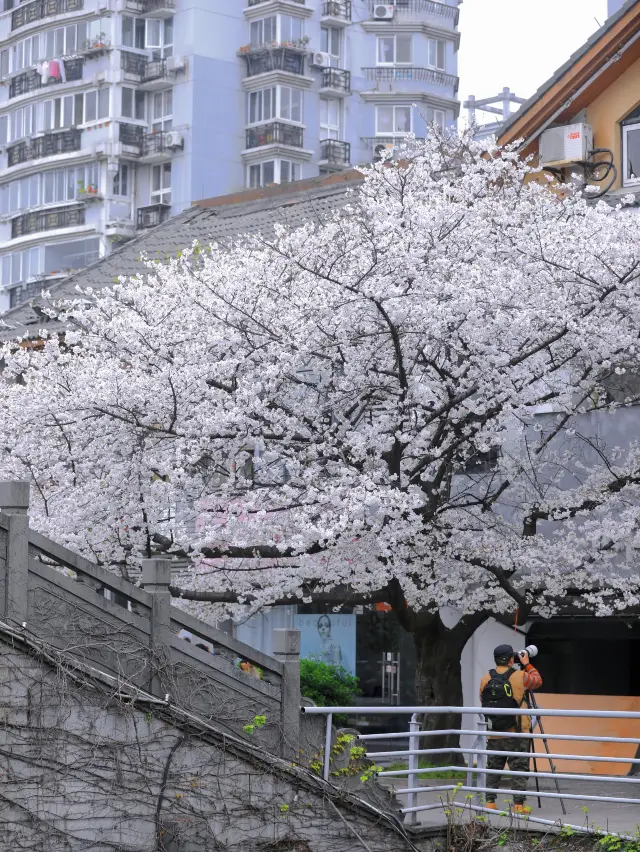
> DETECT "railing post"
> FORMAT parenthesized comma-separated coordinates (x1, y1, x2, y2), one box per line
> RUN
(272, 628, 301, 759)
(323, 712, 333, 782)
(407, 712, 419, 825)
(0, 481, 30, 625)
(476, 715, 488, 807)
(141, 558, 172, 695)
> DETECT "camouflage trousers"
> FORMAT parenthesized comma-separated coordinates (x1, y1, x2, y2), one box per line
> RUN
(485, 736, 530, 804)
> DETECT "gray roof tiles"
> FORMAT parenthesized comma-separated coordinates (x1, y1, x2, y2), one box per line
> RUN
(0, 175, 363, 340)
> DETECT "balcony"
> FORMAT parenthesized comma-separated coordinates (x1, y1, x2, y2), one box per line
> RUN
(362, 67, 458, 89)
(367, 0, 458, 16)
(121, 50, 148, 78)
(246, 122, 304, 150)
(320, 67, 351, 96)
(141, 58, 169, 89)
(12, 205, 85, 239)
(119, 122, 144, 152)
(321, 0, 351, 22)
(143, 0, 174, 16)
(12, 0, 83, 31)
(141, 131, 178, 161)
(9, 58, 84, 99)
(248, 0, 304, 4)
(319, 139, 350, 167)
(242, 47, 305, 78)
(137, 203, 170, 230)
(7, 129, 82, 168)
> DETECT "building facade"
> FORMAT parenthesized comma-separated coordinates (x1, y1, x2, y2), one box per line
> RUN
(0, 0, 461, 312)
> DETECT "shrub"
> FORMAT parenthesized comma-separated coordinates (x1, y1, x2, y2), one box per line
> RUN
(300, 659, 361, 724)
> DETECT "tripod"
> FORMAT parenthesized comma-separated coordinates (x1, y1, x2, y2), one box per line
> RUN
(526, 691, 567, 815)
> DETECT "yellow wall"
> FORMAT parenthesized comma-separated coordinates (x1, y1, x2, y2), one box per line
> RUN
(583, 54, 640, 190)
(532, 694, 640, 776)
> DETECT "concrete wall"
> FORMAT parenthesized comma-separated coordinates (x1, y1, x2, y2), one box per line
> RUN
(0, 638, 412, 852)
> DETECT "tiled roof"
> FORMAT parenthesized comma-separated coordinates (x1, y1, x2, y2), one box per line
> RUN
(0, 171, 364, 341)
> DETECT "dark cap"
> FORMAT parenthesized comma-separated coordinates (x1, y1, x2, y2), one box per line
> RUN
(493, 644, 514, 660)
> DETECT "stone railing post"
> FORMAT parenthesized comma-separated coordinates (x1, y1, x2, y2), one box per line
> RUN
(141, 558, 172, 696)
(272, 627, 301, 759)
(0, 481, 30, 625)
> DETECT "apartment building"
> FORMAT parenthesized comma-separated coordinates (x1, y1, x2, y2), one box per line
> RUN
(0, 0, 461, 312)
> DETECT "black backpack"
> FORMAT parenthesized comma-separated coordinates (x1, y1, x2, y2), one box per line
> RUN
(481, 668, 520, 732)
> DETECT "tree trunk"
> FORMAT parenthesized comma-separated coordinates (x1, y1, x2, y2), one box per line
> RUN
(412, 610, 488, 765)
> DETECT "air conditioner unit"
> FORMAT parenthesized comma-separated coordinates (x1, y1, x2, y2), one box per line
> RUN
(92, 71, 107, 85)
(539, 123, 593, 167)
(373, 4, 395, 19)
(164, 130, 184, 149)
(311, 51, 332, 68)
(166, 55, 186, 73)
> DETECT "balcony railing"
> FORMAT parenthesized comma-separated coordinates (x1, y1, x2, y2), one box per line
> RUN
(322, 0, 351, 19)
(246, 122, 304, 149)
(142, 131, 169, 156)
(319, 139, 350, 166)
(7, 129, 82, 167)
(143, 0, 174, 11)
(121, 50, 148, 77)
(9, 58, 84, 99)
(12, 205, 85, 239)
(362, 67, 458, 88)
(367, 0, 458, 16)
(12, 0, 83, 30)
(143, 58, 167, 83)
(321, 67, 350, 93)
(119, 122, 144, 151)
(137, 203, 170, 230)
(248, 0, 304, 4)
(243, 47, 305, 77)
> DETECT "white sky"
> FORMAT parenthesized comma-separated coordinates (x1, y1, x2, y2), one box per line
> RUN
(458, 0, 608, 125)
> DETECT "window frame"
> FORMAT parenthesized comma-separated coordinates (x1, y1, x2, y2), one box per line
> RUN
(622, 123, 640, 186)
(249, 13, 303, 47)
(246, 85, 303, 126)
(427, 38, 446, 72)
(320, 98, 341, 140)
(151, 162, 171, 205)
(376, 34, 413, 66)
(375, 105, 412, 136)
(247, 159, 299, 189)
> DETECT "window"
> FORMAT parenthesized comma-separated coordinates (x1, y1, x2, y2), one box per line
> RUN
(320, 99, 340, 140)
(0, 116, 6, 147)
(321, 26, 341, 64)
(151, 89, 172, 132)
(279, 86, 302, 122)
(427, 38, 445, 71)
(146, 16, 173, 59)
(249, 88, 275, 124)
(377, 34, 412, 65)
(151, 163, 171, 204)
(42, 164, 99, 204)
(250, 14, 302, 46)
(426, 108, 445, 132)
(250, 15, 277, 46)
(247, 86, 302, 124)
(10, 104, 35, 142)
(376, 105, 411, 135)
(113, 164, 129, 197)
(1, 247, 41, 288)
(84, 88, 109, 123)
(622, 107, 640, 186)
(122, 16, 145, 49)
(122, 87, 145, 120)
(247, 160, 298, 188)
(280, 14, 303, 43)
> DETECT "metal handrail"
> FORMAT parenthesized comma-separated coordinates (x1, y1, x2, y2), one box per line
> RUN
(304, 704, 640, 837)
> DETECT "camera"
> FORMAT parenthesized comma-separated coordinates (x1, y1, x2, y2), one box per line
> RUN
(517, 644, 538, 663)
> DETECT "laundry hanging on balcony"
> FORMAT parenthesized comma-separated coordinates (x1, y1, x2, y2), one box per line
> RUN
(35, 59, 67, 84)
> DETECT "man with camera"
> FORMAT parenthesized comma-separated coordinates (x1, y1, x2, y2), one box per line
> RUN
(479, 643, 543, 814)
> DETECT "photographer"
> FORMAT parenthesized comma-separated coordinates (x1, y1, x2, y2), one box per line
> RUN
(479, 643, 542, 814)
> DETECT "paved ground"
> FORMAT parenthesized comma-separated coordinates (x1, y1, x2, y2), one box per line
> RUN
(379, 776, 640, 836)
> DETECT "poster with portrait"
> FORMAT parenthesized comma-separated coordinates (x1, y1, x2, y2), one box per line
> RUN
(294, 613, 356, 675)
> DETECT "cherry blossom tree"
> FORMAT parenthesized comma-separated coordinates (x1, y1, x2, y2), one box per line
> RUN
(2, 133, 640, 741)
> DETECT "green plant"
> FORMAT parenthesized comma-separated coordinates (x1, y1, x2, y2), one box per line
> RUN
(243, 714, 267, 735)
(300, 659, 360, 724)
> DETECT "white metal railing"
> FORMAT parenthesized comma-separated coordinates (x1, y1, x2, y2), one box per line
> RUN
(301, 705, 640, 837)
